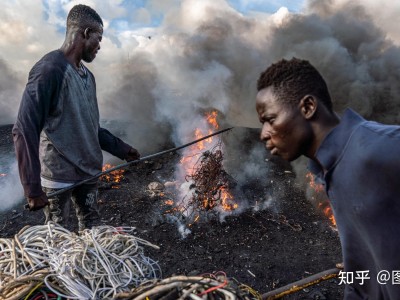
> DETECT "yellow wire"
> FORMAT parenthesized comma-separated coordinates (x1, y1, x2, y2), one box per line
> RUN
(24, 282, 43, 300)
(239, 284, 262, 300)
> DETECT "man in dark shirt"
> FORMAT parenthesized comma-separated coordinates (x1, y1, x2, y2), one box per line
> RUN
(256, 58, 400, 299)
(13, 4, 140, 231)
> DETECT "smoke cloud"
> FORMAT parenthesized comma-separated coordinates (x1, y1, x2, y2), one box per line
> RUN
(0, 162, 24, 211)
(0, 59, 23, 124)
(95, 0, 400, 157)
(2, 0, 400, 132)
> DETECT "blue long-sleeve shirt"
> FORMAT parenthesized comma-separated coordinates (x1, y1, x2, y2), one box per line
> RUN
(309, 109, 400, 299)
(13, 50, 132, 198)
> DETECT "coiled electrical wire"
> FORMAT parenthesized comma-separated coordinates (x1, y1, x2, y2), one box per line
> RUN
(0, 222, 161, 300)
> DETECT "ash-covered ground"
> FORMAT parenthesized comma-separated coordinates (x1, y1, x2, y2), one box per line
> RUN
(0, 124, 344, 299)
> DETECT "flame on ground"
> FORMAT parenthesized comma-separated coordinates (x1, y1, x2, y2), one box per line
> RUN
(165, 199, 174, 206)
(169, 110, 238, 224)
(101, 164, 125, 188)
(305, 172, 324, 193)
(306, 172, 337, 228)
(319, 202, 337, 227)
(220, 187, 238, 211)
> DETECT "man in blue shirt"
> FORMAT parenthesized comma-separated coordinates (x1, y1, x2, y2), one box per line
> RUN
(256, 57, 400, 299)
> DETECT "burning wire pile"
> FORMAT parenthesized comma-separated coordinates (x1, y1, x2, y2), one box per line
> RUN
(0, 222, 161, 300)
(187, 147, 231, 210)
(184, 143, 238, 214)
(114, 272, 261, 300)
(162, 143, 239, 226)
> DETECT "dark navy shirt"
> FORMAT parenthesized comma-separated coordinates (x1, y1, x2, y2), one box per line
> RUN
(309, 109, 400, 299)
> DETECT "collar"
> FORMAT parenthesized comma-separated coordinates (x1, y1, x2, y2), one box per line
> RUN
(308, 108, 366, 177)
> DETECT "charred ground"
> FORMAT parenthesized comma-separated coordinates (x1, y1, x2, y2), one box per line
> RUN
(0, 124, 344, 299)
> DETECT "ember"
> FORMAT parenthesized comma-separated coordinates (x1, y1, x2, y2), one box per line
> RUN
(318, 201, 337, 227)
(305, 172, 324, 193)
(164, 199, 174, 206)
(306, 172, 337, 228)
(100, 163, 125, 189)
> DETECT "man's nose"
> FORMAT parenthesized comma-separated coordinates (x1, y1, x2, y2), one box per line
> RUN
(260, 126, 271, 141)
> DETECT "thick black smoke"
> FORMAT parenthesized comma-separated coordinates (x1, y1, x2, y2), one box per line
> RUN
(98, 0, 400, 155)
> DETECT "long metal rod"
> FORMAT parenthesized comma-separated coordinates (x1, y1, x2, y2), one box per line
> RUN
(261, 267, 340, 299)
(47, 127, 233, 197)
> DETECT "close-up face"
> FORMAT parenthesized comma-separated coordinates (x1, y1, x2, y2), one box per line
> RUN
(256, 87, 312, 161)
(82, 24, 103, 63)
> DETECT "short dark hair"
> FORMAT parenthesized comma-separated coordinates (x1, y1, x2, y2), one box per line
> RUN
(257, 58, 333, 112)
(66, 4, 103, 30)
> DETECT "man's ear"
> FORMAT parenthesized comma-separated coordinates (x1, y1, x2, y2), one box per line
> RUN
(299, 95, 317, 120)
(83, 27, 91, 39)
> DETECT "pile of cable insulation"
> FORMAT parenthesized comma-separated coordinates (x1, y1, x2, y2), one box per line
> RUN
(114, 272, 262, 300)
(0, 222, 161, 300)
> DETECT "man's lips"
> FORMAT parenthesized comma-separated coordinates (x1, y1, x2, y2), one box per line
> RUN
(270, 148, 278, 155)
(266, 145, 278, 155)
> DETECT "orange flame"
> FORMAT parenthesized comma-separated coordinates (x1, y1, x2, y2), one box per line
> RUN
(306, 172, 336, 227)
(165, 199, 174, 205)
(101, 164, 125, 184)
(305, 172, 324, 193)
(206, 111, 219, 129)
(318, 202, 337, 227)
(220, 187, 239, 211)
(178, 110, 238, 213)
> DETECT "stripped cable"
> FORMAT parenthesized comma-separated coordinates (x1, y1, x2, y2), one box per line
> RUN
(0, 222, 161, 300)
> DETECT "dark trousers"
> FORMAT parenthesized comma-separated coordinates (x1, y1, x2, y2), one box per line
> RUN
(43, 183, 99, 231)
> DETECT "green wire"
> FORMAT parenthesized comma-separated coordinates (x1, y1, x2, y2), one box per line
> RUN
(24, 282, 43, 300)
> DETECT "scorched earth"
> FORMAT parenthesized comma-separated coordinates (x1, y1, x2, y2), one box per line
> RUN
(0, 124, 343, 299)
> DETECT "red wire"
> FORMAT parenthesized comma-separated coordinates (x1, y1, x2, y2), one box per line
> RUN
(32, 294, 44, 300)
(197, 271, 228, 296)
(198, 279, 228, 296)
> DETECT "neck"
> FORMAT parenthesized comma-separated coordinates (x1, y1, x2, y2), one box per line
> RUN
(59, 31, 82, 69)
(307, 111, 340, 163)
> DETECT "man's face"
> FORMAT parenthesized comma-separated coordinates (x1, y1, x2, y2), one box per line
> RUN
(82, 25, 103, 63)
(256, 87, 312, 161)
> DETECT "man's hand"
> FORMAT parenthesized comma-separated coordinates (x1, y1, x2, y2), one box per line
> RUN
(126, 147, 140, 162)
(27, 193, 49, 211)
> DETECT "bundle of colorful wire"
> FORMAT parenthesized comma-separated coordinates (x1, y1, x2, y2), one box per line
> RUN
(0, 222, 161, 300)
(114, 272, 262, 300)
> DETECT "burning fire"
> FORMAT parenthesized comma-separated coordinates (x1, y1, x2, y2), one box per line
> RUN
(101, 164, 125, 188)
(220, 187, 238, 211)
(206, 111, 219, 129)
(164, 199, 174, 206)
(306, 172, 336, 228)
(318, 202, 337, 227)
(169, 110, 238, 223)
(179, 111, 222, 168)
